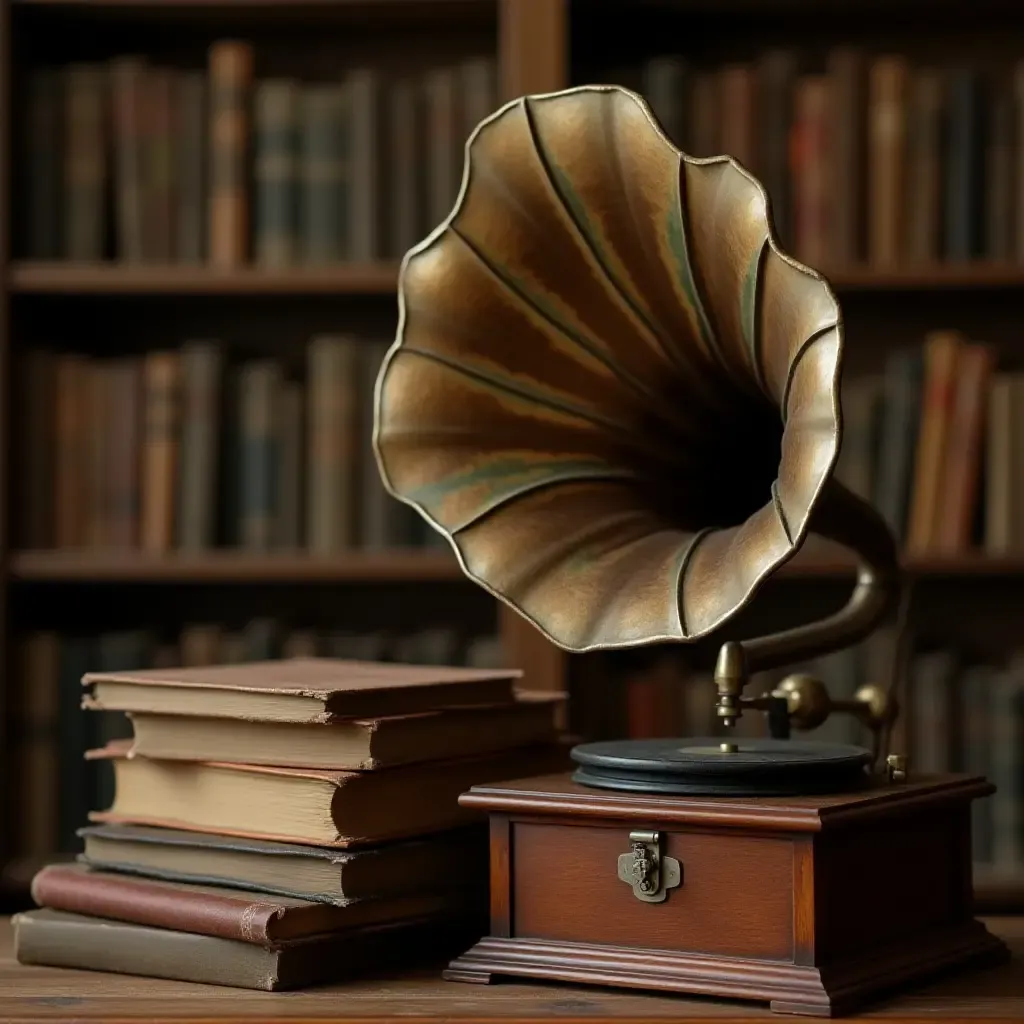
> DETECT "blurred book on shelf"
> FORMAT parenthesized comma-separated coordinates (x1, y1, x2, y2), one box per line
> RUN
(833, 331, 1019, 556)
(637, 49, 1024, 268)
(15, 336, 445, 554)
(20, 42, 497, 266)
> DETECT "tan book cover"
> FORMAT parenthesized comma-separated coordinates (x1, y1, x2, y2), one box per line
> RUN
(83, 656, 522, 722)
(123, 690, 564, 769)
(87, 741, 569, 846)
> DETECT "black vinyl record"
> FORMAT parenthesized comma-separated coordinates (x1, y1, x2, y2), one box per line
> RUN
(570, 737, 872, 796)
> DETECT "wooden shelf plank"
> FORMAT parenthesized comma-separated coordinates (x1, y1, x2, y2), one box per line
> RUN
(11, 0, 482, 10)
(823, 262, 1024, 291)
(12, 261, 1024, 295)
(9, 549, 465, 583)
(11, 548, 1024, 583)
(9, 261, 401, 295)
(778, 550, 1024, 579)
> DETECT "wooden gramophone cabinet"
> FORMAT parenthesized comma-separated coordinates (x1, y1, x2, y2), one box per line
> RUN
(444, 772, 1009, 1017)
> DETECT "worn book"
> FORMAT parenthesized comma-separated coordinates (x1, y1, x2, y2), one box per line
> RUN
(82, 657, 522, 723)
(88, 741, 568, 846)
(14, 908, 477, 990)
(31, 864, 483, 944)
(77, 823, 485, 905)
(124, 690, 563, 769)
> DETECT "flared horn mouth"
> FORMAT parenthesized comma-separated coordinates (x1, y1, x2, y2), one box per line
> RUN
(374, 84, 893, 655)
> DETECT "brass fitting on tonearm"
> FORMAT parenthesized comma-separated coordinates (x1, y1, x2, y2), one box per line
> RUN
(713, 639, 900, 765)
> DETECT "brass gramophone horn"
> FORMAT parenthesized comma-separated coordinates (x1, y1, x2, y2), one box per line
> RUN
(374, 85, 901, 774)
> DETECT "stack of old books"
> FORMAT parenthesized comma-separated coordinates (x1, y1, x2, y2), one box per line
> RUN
(14, 658, 566, 989)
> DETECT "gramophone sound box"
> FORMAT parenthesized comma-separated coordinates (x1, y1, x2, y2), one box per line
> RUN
(372, 84, 1009, 1016)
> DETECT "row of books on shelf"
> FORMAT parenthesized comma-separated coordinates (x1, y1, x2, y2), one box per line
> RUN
(635, 49, 1024, 268)
(22, 41, 497, 266)
(834, 330, 1020, 555)
(591, 638, 1024, 875)
(15, 658, 563, 989)
(17, 335, 431, 554)
(12, 623, 506, 859)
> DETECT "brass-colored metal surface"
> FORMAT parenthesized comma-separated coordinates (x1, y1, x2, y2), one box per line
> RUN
(616, 830, 681, 903)
(772, 675, 900, 766)
(886, 754, 908, 784)
(375, 85, 901, 676)
(771, 674, 832, 731)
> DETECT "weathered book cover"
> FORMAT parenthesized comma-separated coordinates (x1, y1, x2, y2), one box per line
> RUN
(300, 84, 348, 263)
(63, 64, 107, 260)
(175, 71, 207, 263)
(254, 79, 300, 266)
(177, 341, 223, 550)
(30, 864, 481, 945)
(139, 351, 182, 553)
(208, 40, 253, 266)
(14, 908, 482, 990)
(348, 68, 383, 261)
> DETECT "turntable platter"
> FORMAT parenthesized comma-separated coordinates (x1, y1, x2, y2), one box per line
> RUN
(571, 737, 872, 796)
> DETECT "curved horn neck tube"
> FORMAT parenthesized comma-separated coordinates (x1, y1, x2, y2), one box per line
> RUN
(714, 480, 901, 727)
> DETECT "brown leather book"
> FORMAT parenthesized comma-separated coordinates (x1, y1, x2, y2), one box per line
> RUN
(906, 331, 964, 554)
(123, 691, 564, 769)
(14, 908, 478, 990)
(109, 56, 147, 262)
(934, 343, 996, 553)
(87, 741, 569, 846)
(87, 361, 113, 548)
(54, 354, 93, 549)
(208, 40, 253, 266)
(17, 349, 57, 548)
(306, 334, 359, 552)
(717, 64, 755, 170)
(83, 656, 522, 723)
(825, 47, 866, 267)
(756, 49, 796, 246)
(78, 823, 486, 906)
(139, 350, 181, 553)
(905, 70, 943, 264)
(106, 358, 143, 549)
(867, 55, 909, 267)
(30, 864, 480, 945)
(791, 74, 828, 268)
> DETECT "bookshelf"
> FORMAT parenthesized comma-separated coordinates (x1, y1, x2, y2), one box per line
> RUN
(0, 0, 568, 889)
(4, 0, 1024, 911)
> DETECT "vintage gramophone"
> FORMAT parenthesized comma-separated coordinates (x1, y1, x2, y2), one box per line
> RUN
(373, 85, 1008, 1016)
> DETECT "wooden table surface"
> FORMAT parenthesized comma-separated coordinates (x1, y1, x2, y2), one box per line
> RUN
(1, 916, 1023, 1023)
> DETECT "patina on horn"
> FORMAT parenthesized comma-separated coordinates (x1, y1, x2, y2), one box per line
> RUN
(373, 84, 900, 720)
